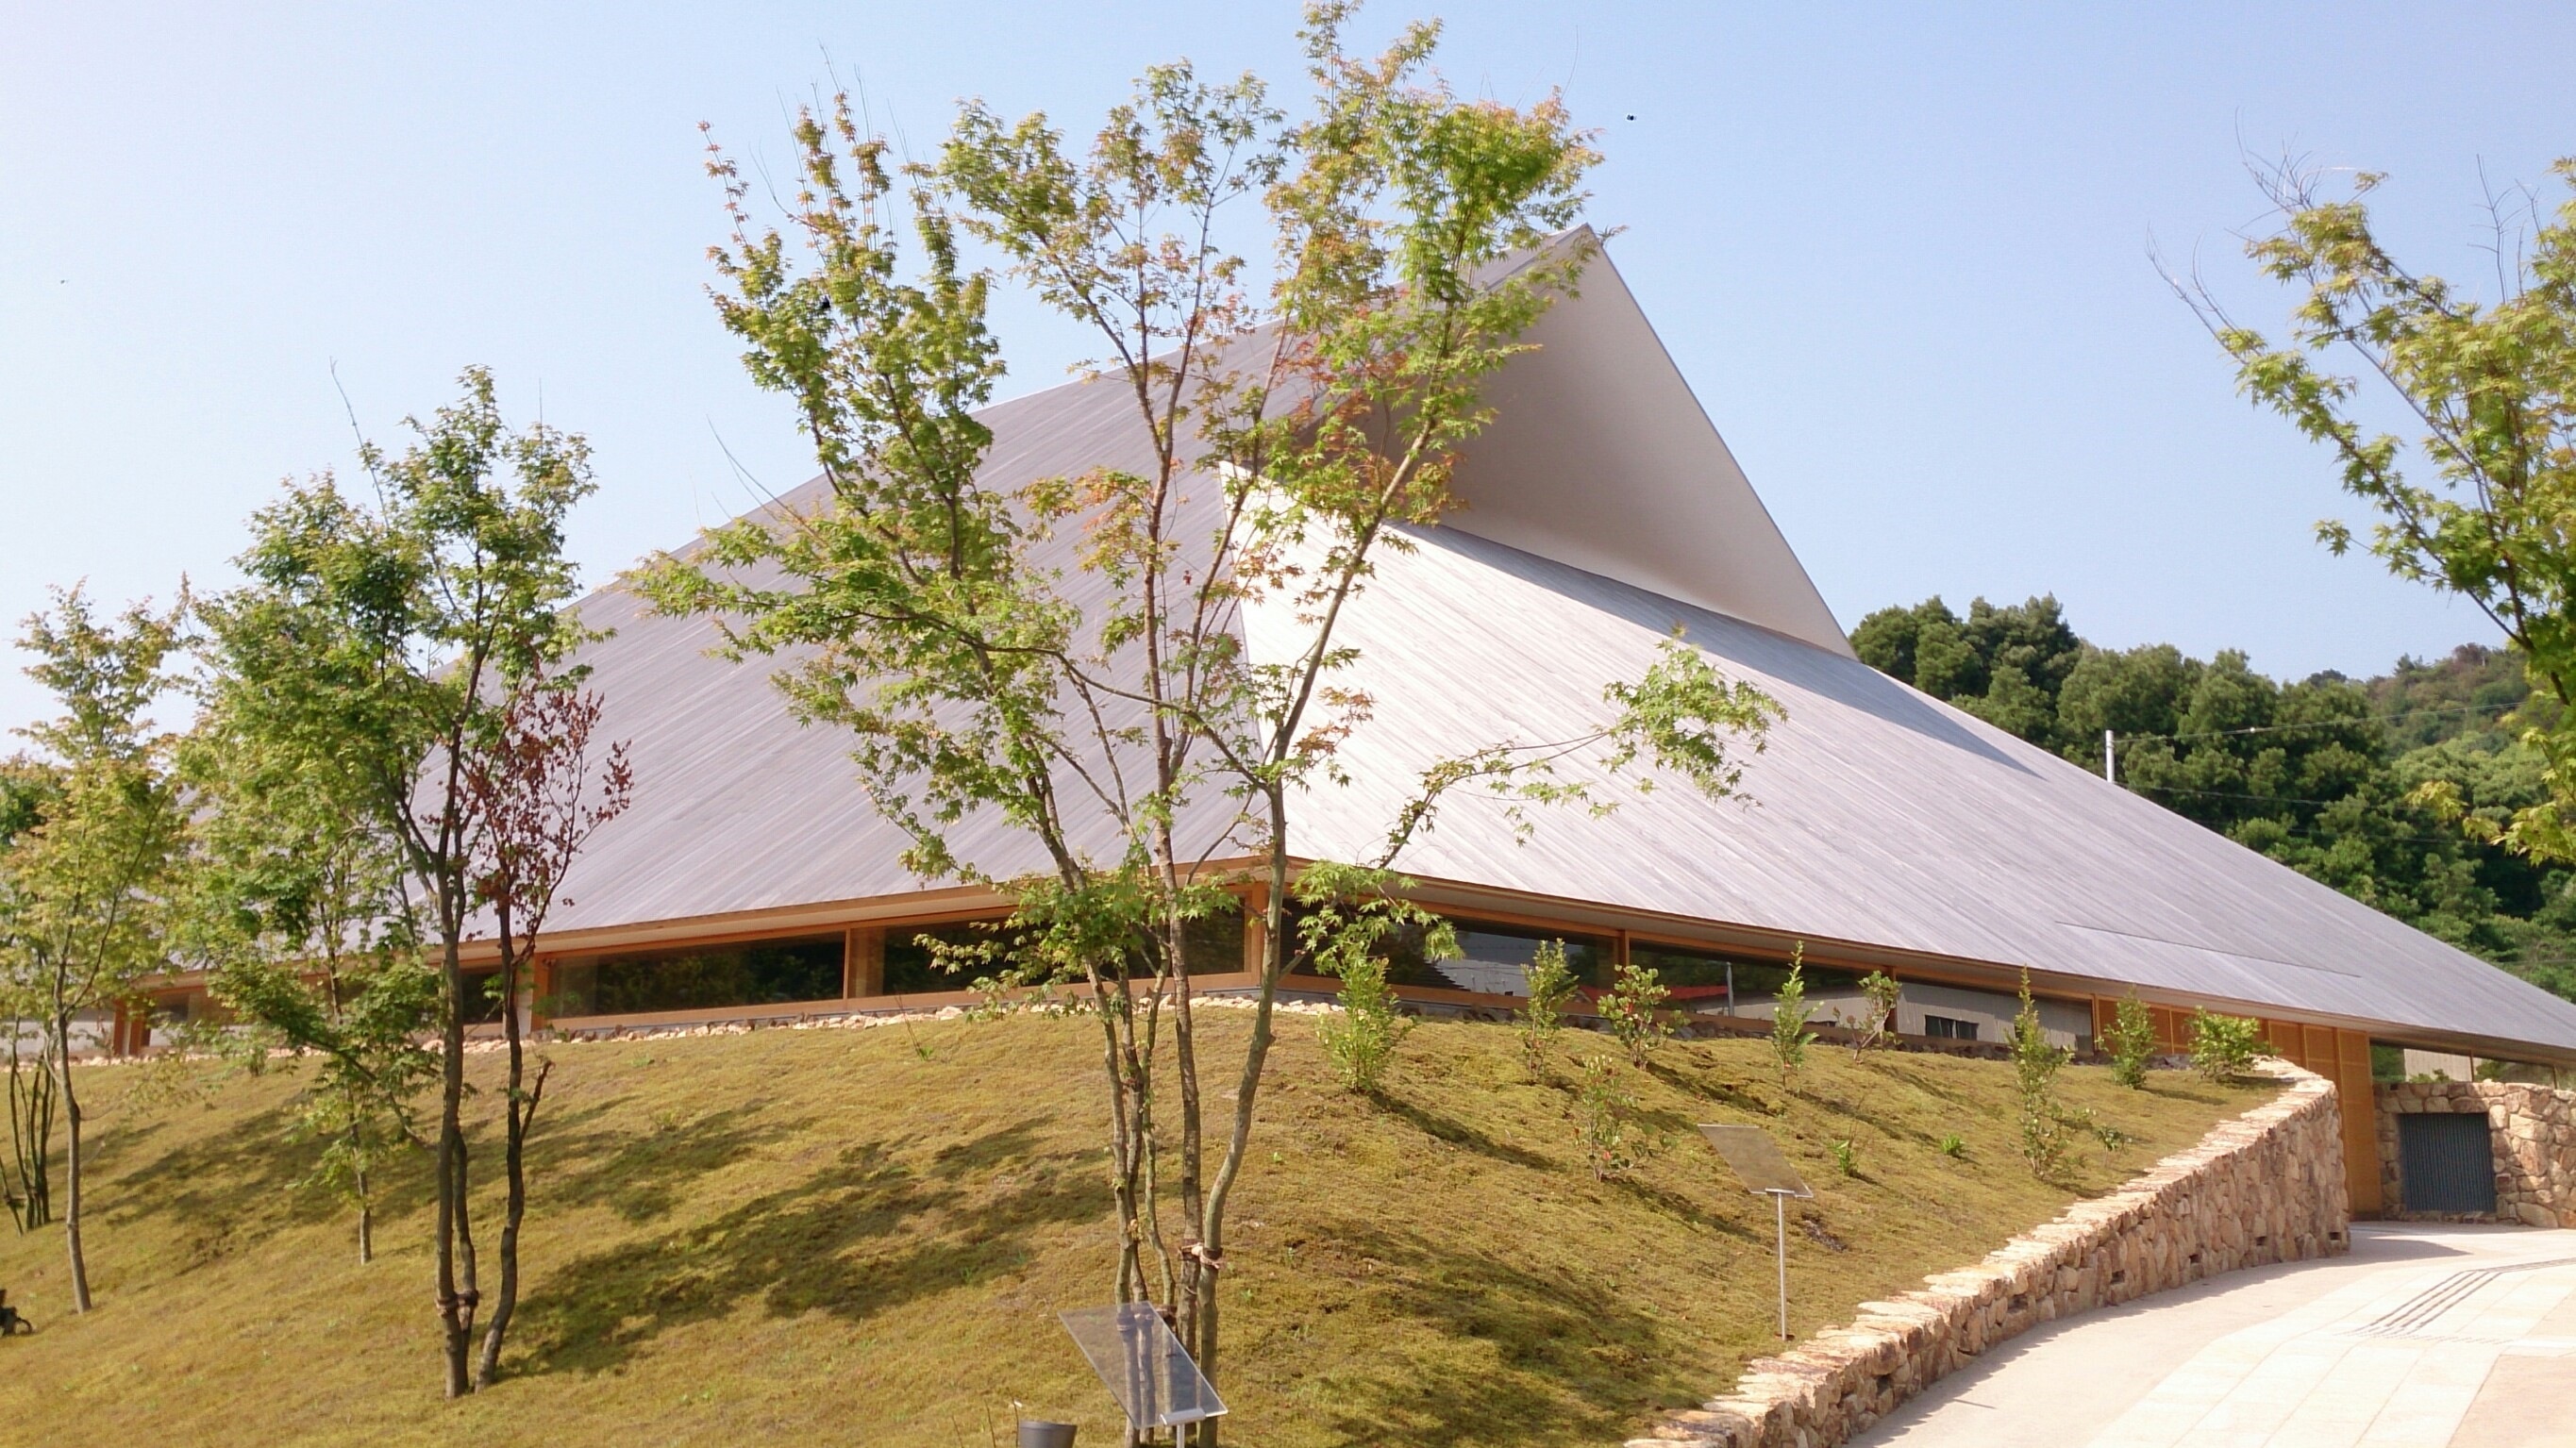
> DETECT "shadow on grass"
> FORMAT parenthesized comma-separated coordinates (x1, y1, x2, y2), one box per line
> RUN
(2136, 1076, 2234, 1107)
(92, 1101, 365, 1262)
(1855, 1056, 1996, 1113)
(1781, 1085, 1948, 1151)
(540, 1102, 799, 1225)
(512, 1119, 1107, 1377)
(1305, 1220, 1715, 1447)
(1374, 1094, 1557, 1173)
(1608, 1167, 1763, 1243)
(1643, 1056, 1781, 1118)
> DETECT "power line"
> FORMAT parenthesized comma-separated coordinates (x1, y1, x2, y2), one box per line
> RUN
(2112, 698, 2530, 747)
(2124, 783, 2389, 810)
(2123, 783, 2488, 845)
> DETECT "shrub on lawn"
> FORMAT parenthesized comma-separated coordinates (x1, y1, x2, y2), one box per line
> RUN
(2190, 1009, 2270, 1085)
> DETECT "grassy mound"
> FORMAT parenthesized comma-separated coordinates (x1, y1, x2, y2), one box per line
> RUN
(0, 1009, 2270, 1445)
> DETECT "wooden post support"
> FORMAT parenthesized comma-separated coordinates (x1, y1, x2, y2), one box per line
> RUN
(1238, 882, 1270, 978)
(530, 957, 553, 1031)
(846, 926, 886, 999)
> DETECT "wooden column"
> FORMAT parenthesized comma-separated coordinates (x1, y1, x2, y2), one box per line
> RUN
(530, 957, 554, 1030)
(2257, 1018, 2385, 1219)
(846, 926, 886, 999)
(2334, 1027, 2384, 1216)
(1238, 883, 1270, 977)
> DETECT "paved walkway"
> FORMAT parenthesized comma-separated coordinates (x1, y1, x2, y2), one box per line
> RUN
(1849, 1223, 2576, 1448)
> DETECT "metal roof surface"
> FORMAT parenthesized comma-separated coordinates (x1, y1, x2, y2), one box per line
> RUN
(1254, 522, 2576, 1057)
(527, 252, 2576, 1060)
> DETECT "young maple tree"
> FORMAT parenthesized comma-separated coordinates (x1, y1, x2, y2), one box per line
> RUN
(0, 587, 190, 1313)
(198, 369, 594, 1398)
(1, 756, 64, 1235)
(644, 7, 1781, 1434)
(184, 711, 437, 1267)
(459, 674, 633, 1387)
(2184, 156, 2576, 859)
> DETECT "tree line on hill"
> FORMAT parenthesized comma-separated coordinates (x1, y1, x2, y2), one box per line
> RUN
(1854, 594, 2576, 1002)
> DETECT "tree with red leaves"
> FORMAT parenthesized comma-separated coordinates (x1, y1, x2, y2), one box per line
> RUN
(460, 673, 633, 1389)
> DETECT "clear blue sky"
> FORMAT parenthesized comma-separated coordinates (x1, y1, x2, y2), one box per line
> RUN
(5, 2, 2569, 734)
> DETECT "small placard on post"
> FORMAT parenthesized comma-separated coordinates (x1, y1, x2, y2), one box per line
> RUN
(1697, 1124, 1815, 1198)
(1698, 1123, 1814, 1340)
(1058, 1303, 1228, 1432)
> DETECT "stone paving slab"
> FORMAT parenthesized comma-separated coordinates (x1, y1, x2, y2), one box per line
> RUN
(1848, 1223, 2576, 1448)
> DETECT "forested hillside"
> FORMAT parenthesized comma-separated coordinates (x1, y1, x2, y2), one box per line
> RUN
(1854, 596, 2576, 1002)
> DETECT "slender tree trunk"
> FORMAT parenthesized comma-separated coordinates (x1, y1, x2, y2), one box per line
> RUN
(476, 952, 541, 1389)
(1097, 990, 1144, 1304)
(53, 1012, 89, 1314)
(476, 1107, 527, 1389)
(1165, 888, 1209, 1398)
(350, 1108, 374, 1266)
(434, 931, 476, 1398)
(1188, 822, 1296, 1448)
(6, 1035, 53, 1232)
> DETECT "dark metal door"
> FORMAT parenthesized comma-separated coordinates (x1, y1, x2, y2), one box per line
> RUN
(2399, 1112, 2497, 1214)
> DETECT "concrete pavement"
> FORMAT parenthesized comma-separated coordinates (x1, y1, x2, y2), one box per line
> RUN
(1848, 1223, 2576, 1448)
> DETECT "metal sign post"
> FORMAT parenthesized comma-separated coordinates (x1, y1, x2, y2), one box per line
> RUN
(1698, 1123, 1815, 1340)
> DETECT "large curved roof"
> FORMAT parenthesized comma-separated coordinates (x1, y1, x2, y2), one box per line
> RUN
(535, 244, 2576, 1062)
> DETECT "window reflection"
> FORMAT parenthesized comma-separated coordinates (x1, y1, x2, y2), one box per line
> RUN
(550, 935, 845, 1018)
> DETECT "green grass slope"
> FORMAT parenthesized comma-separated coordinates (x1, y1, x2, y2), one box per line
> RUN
(0, 1012, 2270, 1446)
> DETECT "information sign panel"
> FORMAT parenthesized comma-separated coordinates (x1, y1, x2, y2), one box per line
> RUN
(1058, 1303, 1228, 1430)
(1698, 1123, 1814, 1198)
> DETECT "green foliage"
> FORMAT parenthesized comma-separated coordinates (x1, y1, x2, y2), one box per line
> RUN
(1573, 1055, 1644, 1181)
(1830, 1139, 1857, 1177)
(1598, 957, 1673, 1065)
(1, 587, 192, 1308)
(1938, 1132, 1966, 1158)
(2009, 973, 2075, 1178)
(1315, 952, 1409, 1095)
(0, 756, 62, 1232)
(1517, 938, 1579, 1070)
(2186, 157, 2576, 869)
(1298, 864, 1445, 1095)
(2107, 991, 2158, 1090)
(1769, 946, 1815, 1090)
(1853, 970, 1900, 1052)
(1851, 594, 2083, 747)
(183, 681, 441, 1266)
(196, 367, 596, 1392)
(2190, 1008, 2271, 1085)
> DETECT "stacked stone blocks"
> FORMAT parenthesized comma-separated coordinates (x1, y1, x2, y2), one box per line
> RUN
(1628, 1062, 2349, 1448)
(2375, 1079, 2576, 1229)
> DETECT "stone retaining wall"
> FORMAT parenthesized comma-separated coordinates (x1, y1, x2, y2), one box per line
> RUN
(1628, 1062, 2349, 1448)
(2377, 1080, 2576, 1228)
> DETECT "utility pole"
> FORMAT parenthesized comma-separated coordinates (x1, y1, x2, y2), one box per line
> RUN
(2103, 728, 2116, 784)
